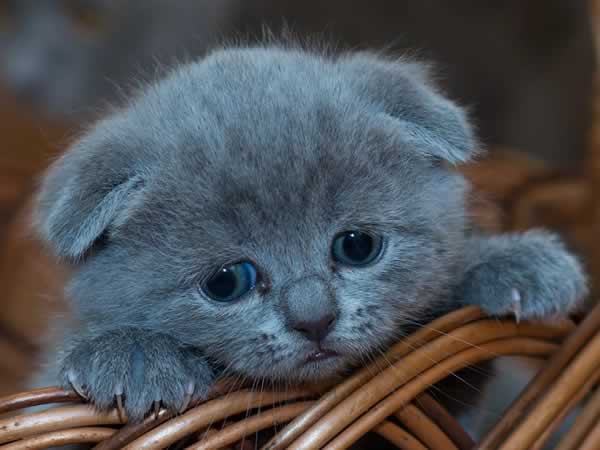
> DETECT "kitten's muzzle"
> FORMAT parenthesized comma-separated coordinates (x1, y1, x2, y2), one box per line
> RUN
(281, 275, 337, 344)
(291, 314, 336, 342)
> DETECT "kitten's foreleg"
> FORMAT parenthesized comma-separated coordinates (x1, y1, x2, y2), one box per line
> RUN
(57, 328, 215, 422)
(456, 230, 587, 319)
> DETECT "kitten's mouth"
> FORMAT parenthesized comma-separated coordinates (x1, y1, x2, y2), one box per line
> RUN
(305, 349, 339, 364)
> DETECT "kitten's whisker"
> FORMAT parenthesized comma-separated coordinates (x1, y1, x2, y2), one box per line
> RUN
(369, 349, 393, 376)
(201, 372, 240, 437)
(254, 375, 266, 450)
(387, 325, 496, 379)
(373, 335, 485, 397)
(402, 319, 507, 361)
(376, 337, 492, 413)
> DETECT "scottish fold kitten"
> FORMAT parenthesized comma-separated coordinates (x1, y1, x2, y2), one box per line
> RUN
(33, 42, 587, 425)
(0, 0, 239, 120)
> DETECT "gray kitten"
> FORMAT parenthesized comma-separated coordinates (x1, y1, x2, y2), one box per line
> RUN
(34, 42, 587, 423)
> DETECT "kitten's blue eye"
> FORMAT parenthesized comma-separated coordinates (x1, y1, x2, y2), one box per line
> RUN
(332, 231, 383, 266)
(203, 261, 257, 302)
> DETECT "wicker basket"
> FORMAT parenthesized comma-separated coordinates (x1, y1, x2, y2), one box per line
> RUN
(1, 304, 598, 450)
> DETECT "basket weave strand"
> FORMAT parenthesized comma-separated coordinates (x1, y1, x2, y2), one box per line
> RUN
(263, 306, 485, 449)
(0, 305, 598, 449)
(555, 378, 600, 450)
(393, 403, 458, 450)
(478, 301, 600, 449)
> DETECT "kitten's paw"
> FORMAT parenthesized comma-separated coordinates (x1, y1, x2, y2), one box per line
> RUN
(460, 231, 587, 320)
(60, 329, 214, 422)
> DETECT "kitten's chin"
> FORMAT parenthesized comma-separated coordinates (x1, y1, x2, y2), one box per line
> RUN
(290, 353, 352, 383)
(287, 340, 380, 383)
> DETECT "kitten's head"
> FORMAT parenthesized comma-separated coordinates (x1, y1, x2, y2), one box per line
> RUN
(0, 0, 234, 120)
(35, 45, 476, 382)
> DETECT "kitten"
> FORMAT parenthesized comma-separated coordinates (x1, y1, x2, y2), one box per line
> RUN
(33, 42, 587, 423)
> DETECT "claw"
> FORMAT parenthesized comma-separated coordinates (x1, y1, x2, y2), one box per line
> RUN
(152, 400, 161, 419)
(179, 381, 195, 414)
(115, 394, 126, 422)
(511, 288, 522, 323)
(67, 370, 88, 400)
(114, 383, 126, 422)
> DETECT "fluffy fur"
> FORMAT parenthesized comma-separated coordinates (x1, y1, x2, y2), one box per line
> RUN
(34, 43, 587, 422)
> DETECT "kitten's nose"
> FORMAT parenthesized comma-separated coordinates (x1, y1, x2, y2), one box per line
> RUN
(281, 275, 337, 343)
(291, 314, 336, 342)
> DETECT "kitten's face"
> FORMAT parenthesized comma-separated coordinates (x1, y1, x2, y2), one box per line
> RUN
(42, 48, 473, 383)
(0, 0, 233, 120)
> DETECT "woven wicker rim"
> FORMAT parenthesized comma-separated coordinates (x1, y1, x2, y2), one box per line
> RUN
(1, 304, 599, 449)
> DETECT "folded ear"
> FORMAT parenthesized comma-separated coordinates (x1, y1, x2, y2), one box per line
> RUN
(34, 119, 153, 261)
(341, 53, 477, 165)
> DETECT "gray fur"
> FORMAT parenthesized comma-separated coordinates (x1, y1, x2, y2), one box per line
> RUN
(459, 230, 587, 318)
(33, 43, 587, 422)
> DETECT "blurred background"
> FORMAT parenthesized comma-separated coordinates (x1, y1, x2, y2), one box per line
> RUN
(0, 0, 598, 397)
